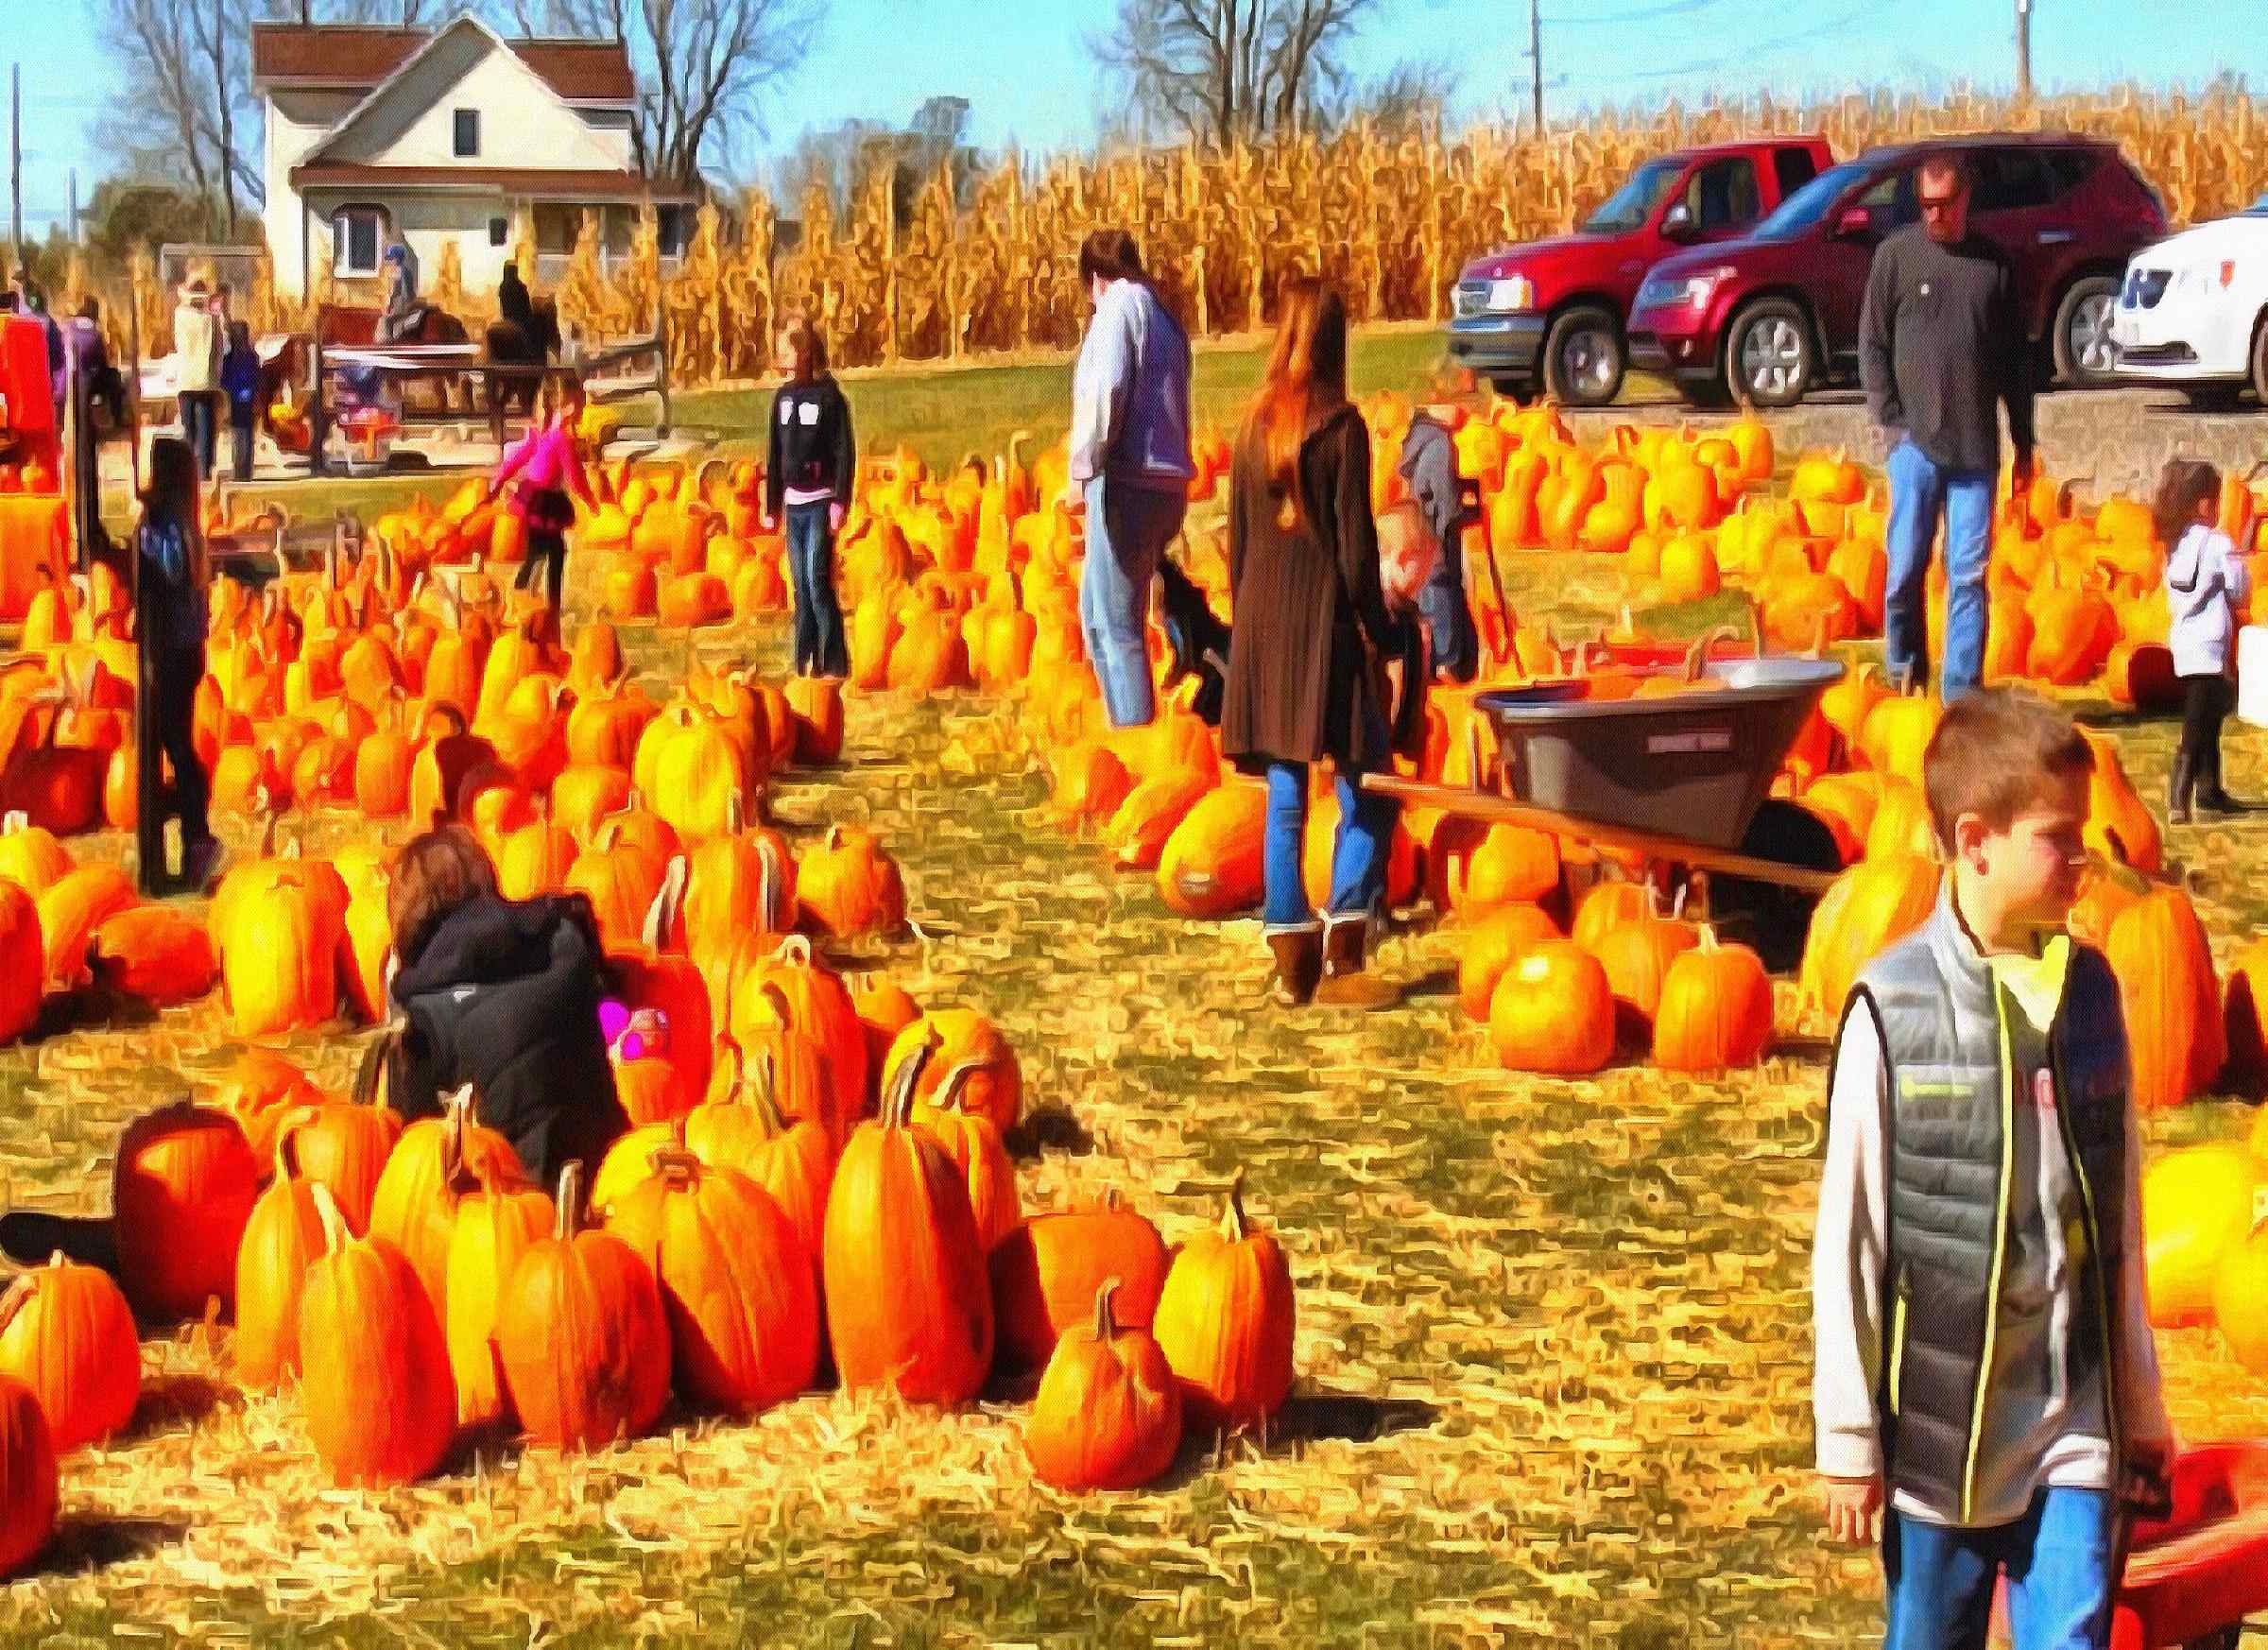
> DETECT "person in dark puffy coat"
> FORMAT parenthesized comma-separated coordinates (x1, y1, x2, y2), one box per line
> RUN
(369, 825, 627, 1188)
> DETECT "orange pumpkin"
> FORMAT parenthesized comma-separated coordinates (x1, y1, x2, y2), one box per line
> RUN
(1150, 1172, 1296, 1431)
(1488, 940, 1616, 1074)
(1799, 856, 1940, 1024)
(604, 1148, 819, 1415)
(297, 1185, 458, 1487)
(443, 1154, 556, 1429)
(0, 882, 43, 1044)
(368, 1082, 525, 1313)
(2105, 886, 2224, 1112)
(0, 1254, 140, 1450)
(1456, 902, 1563, 1021)
(797, 823, 908, 938)
(1157, 782, 1267, 917)
(989, 1189, 1170, 1372)
(232, 1134, 330, 1391)
(1027, 1279, 1183, 1490)
(820, 1043, 993, 1404)
(113, 1099, 260, 1322)
(1652, 929, 1776, 1071)
(496, 1161, 672, 1450)
(274, 1091, 404, 1239)
(0, 1376, 56, 1577)
(684, 1040, 835, 1268)
(87, 903, 218, 1005)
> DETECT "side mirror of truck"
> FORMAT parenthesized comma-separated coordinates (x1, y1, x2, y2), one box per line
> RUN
(1834, 206, 1875, 239)
(1660, 202, 1695, 240)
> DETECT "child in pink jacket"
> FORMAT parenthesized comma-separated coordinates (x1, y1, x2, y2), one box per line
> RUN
(486, 374, 595, 619)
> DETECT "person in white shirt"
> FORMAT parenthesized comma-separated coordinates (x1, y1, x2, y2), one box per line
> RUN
(2156, 458, 2255, 821)
(1813, 687, 2169, 1650)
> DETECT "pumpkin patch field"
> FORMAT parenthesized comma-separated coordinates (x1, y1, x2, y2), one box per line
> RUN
(0, 377, 2265, 1648)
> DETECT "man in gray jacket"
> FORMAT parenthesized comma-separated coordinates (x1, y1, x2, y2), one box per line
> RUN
(1064, 229, 1194, 728)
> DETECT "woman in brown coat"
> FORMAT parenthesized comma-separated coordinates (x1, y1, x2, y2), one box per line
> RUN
(1222, 277, 1418, 1009)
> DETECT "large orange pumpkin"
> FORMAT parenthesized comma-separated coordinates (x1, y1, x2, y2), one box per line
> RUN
(274, 1091, 404, 1239)
(604, 1148, 819, 1415)
(114, 1099, 260, 1322)
(880, 1007, 1022, 1136)
(685, 1040, 835, 1265)
(989, 1188, 1170, 1372)
(820, 1043, 993, 1404)
(1455, 902, 1563, 1021)
(1151, 1172, 1297, 1431)
(728, 935, 869, 1134)
(2105, 885, 2224, 1112)
(0, 882, 41, 1044)
(0, 1254, 140, 1450)
(797, 823, 908, 938)
(1798, 855, 1940, 1025)
(1488, 940, 1616, 1074)
(0, 1376, 56, 1577)
(297, 1185, 458, 1487)
(496, 1162, 672, 1450)
(443, 1154, 556, 1429)
(232, 1132, 330, 1391)
(1652, 930, 1776, 1071)
(87, 904, 217, 1005)
(2141, 1144, 2262, 1327)
(368, 1082, 525, 1313)
(1157, 782, 1268, 917)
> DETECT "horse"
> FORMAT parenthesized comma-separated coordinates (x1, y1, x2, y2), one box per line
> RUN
(318, 302, 477, 416)
(483, 294, 561, 447)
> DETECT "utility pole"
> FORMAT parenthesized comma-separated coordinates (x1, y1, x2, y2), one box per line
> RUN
(9, 65, 19, 264)
(1529, 0, 1544, 137)
(2015, 0, 2034, 100)
(68, 169, 77, 246)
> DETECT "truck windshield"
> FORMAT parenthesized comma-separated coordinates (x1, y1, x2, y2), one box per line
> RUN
(1581, 160, 1685, 233)
(1750, 161, 1872, 238)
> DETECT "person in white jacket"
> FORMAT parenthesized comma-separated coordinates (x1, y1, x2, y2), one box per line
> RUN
(2156, 458, 2255, 820)
(171, 276, 221, 479)
(1062, 229, 1194, 728)
(1812, 688, 2169, 1650)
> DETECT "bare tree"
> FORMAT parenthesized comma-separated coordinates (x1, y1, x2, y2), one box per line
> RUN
(100, 0, 265, 236)
(505, 0, 823, 185)
(1089, 0, 1383, 147)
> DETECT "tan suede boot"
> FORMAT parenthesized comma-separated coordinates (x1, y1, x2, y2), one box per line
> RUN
(1312, 916, 1400, 1010)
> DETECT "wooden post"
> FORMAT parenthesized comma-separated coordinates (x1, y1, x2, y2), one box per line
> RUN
(653, 301, 671, 438)
(2015, 0, 2034, 100)
(1528, 0, 1543, 137)
(125, 288, 143, 501)
(9, 65, 19, 260)
(308, 330, 328, 477)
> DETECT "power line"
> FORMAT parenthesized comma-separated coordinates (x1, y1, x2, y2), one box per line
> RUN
(1566, 3, 1872, 85)
(1539, 0, 1721, 26)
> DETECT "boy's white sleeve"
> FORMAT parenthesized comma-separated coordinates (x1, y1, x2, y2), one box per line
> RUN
(1813, 996, 1891, 1480)
(2115, 1095, 2172, 1447)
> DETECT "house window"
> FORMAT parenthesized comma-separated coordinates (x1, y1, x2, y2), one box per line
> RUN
(657, 204, 692, 258)
(454, 109, 480, 158)
(488, 215, 508, 248)
(332, 206, 387, 277)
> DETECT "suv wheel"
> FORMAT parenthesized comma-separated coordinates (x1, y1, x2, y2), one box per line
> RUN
(2052, 276, 2122, 387)
(1542, 305, 1625, 407)
(1727, 300, 1814, 409)
(2247, 312, 2268, 406)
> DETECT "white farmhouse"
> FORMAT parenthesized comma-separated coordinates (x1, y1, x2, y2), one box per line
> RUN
(252, 13, 694, 302)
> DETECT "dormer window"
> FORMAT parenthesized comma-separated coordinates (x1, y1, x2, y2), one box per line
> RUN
(453, 109, 480, 158)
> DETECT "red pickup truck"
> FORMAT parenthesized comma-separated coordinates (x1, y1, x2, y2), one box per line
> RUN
(1447, 135, 1835, 406)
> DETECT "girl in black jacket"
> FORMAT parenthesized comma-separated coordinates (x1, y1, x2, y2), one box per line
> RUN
(762, 315, 855, 679)
(365, 826, 627, 1188)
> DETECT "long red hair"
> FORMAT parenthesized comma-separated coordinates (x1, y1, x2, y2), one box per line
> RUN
(1242, 277, 1349, 529)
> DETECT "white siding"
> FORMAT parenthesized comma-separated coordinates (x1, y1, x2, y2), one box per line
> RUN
(265, 89, 359, 300)
(301, 189, 524, 297)
(317, 29, 625, 172)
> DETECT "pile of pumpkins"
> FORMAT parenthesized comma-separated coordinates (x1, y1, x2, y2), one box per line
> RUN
(2137, 1103, 2268, 1376)
(58, 974, 1296, 1526)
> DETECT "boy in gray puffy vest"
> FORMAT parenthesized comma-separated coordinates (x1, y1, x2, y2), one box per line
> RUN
(1813, 687, 2169, 1649)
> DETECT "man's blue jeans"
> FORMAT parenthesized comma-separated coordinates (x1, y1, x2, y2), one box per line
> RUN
(1262, 760, 1400, 930)
(1079, 475, 1187, 728)
(180, 392, 219, 481)
(1883, 1486, 2118, 1650)
(784, 503, 848, 678)
(1884, 438, 1996, 701)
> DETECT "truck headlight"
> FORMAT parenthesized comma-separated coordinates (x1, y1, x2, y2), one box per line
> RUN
(1486, 276, 1536, 313)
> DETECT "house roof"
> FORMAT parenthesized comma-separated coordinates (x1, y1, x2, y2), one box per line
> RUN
(291, 163, 695, 202)
(250, 22, 635, 104)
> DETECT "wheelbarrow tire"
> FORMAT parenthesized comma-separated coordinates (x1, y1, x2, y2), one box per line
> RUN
(1709, 799, 1844, 974)
(2182, 1629, 2243, 1650)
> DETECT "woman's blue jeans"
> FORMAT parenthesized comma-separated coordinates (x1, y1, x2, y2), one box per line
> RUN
(1079, 475, 1187, 727)
(784, 503, 849, 678)
(1263, 760, 1400, 930)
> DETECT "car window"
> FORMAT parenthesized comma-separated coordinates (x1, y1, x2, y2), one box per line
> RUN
(2046, 149, 2096, 198)
(1971, 148, 2058, 213)
(1581, 159, 1687, 233)
(1750, 160, 1872, 237)
(1774, 147, 1819, 198)
(1684, 157, 1762, 231)
(1858, 166, 1919, 230)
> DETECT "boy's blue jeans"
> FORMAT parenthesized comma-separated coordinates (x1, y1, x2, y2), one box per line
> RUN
(1262, 759, 1400, 931)
(784, 503, 849, 678)
(1884, 1486, 2118, 1650)
(1884, 438, 1995, 702)
(1079, 475, 1187, 728)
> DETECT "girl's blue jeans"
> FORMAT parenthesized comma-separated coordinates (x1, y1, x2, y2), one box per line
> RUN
(784, 503, 849, 678)
(1262, 758, 1400, 931)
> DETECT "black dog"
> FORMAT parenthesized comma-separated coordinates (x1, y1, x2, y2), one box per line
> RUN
(1158, 557, 1231, 726)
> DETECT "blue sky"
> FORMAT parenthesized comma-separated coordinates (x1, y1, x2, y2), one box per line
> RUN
(7, 0, 2264, 232)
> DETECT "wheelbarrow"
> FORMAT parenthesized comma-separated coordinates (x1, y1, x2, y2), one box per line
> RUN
(1362, 650, 1847, 970)
(1986, 1439, 2268, 1650)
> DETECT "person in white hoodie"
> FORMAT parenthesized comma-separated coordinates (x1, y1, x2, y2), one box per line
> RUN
(1063, 229, 1194, 728)
(1813, 687, 2169, 1650)
(171, 276, 221, 479)
(2156, 458, 2255, 821)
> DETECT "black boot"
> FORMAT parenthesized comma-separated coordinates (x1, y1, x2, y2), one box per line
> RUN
(1264, 925, 1323, 1008)
(1313, 916, 1400, 1010)
(2196, 743, 2257, 816)
(2168, 751, 2195, 825)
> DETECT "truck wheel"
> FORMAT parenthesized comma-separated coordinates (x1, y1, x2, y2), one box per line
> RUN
(1727, 300, 1814, 408)
(2248, 311, 2268, 406)
(1543, 305, 1625, 407)
(2177, 1627, 2242, 1650)
(2052, 276, 2122, 387)
(1490, 374, 1538, 403)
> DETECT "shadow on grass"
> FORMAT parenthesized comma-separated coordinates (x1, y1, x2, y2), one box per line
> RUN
(26, 1514, 191, 1579)
(1006, 1103, 1094, 1160)
(1148, 1389, 1445, 1489)
(126, 1372, 242, 1441)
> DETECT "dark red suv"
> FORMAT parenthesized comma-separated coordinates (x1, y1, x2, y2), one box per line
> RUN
(1625, 133, 2168, 407)
(1446, 136, 1833, 406)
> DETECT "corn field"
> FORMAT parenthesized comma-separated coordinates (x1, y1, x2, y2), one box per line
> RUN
(91, 82, 2268, 387)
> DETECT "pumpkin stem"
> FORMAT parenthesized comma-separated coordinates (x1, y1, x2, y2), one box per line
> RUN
(885, 1037, 936, 1130)
(648, 1145, 701, 1186)
(1091, 1276, 1124, 1341)
(0, 1273, 36, 1338)
(307, 1181, 349, 1258)
(644, 852, 689, 951)
(755, 835, 782, 932)
(1220, 1169, 1249, 1244)
(773, 933, 813, 969)
(747, 1048, 793, 1136)
(554, 1160, 586, 1240)
(934, 1057, 989, 1115)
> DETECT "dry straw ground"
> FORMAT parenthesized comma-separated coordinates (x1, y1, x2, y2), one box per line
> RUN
(3, 395, 2267, 1647)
